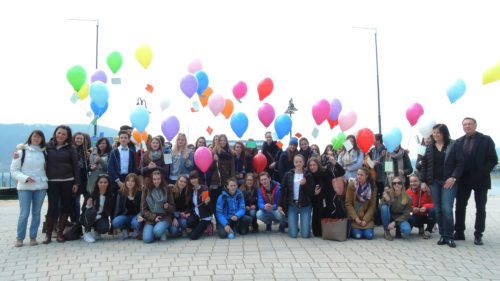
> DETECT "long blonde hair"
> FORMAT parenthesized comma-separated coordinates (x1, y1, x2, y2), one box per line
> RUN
(172, 133, 189, 158)
(388, 175, 410, 205)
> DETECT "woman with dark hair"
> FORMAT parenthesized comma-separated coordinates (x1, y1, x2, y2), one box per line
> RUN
(87, 137, 111, 194)
(345, 167, 377, 239)
(72, 132, 90, 223)
(81, 174, 114, 243)
(11, 130, 48, 247)
(239, 173, 259, 232)
(170, 175, 191, 237)
(187, 170, 213, 240)
(298, 137, 316, 165)
(44, 125, 80, 244)
(338, 135, 364, 180)
(209, 134, 235, 213)
(233, 141, 246, 185)
(140, 136, 168, 183)
(419, 124, 463, 247)
(278, 137, 299, 182)
(320, 144, 336, 167)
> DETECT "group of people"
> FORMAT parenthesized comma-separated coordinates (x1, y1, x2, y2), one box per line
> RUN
(11, 117, 497, 248)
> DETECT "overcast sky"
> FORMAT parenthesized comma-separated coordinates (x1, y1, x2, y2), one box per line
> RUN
(1, 0, 499, 157)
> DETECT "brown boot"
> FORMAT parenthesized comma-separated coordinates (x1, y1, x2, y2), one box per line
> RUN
(56, 214, 68, 243)
(43, 216, 54, 244)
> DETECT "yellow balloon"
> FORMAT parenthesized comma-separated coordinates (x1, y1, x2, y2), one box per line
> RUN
(135, 44, 153, 69)
(482, 61, 500, 85)
(77, 82, 89, 100)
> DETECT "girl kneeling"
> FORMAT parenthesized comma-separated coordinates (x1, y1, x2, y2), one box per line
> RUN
(81, 175, 114, 243)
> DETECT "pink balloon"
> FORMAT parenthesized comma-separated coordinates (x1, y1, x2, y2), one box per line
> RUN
(208, 94, 225, 116)
(339, 111, 357, 132)
(258, 103, 275, 128)
(232, 81, 247, 100)
(187, 59, 203, 74)
(312, 99, 330, 125)
(194, 147, 213, 173)
(406, 103, 424, 127)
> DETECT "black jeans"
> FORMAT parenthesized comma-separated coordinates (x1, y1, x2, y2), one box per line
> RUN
(216, 216, 252, 238)
(47, 181, 74, 219)
(408, 209, 436, 231)
(187, 215, 212, 240)
(455, 185, 488, 238)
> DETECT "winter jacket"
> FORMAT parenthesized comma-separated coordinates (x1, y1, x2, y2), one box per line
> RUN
(257, 181, 281, 210)
(380, 192, 412, 223)
(46, 142, 80, 185)
(419, 140, 464, 185)
(114, 191, 142, 217)
(278, 170, 314, 213)
(210, 150, 235, 186)
(345, 180, 377, 229)
(216, 189, 246, 226)
(406, 188, 434, 216)
(190, 185, 213, 219)
(10, 144, 48, 191)
(141, 185, 175, 224)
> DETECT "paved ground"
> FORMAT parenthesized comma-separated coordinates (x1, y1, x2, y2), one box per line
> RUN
(1, 196, 500, 281)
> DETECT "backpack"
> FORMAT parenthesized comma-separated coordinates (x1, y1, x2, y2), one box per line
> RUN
(63, 222, 83, 241)
(20, 148, 48, 168)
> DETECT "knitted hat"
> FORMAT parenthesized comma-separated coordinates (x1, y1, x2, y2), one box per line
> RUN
(289, 137, 298, 146)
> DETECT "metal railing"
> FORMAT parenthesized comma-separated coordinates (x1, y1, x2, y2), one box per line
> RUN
(1, 172, 16, 190)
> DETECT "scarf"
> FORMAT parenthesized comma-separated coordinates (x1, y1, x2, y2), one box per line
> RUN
(391, 149, 405, 176)
(151, 150, 162, 161)
(355, 181, 372, 203)
(146, 187, 166, 214)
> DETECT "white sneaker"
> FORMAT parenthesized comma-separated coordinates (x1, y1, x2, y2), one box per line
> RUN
(83, 232, 95, 243)
(122, 230, 129, 239)
(160, 233, 167, 241)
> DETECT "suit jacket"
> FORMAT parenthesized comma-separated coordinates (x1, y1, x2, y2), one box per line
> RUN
(107, 148, 137, 183)
(456, 132, 497, 189)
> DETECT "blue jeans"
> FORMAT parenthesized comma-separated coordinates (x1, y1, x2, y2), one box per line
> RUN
(17, 190, 46, 240)
(431, 180, 457, 240)
(256, 209, 285, 225)
(142, 221, 170, 243)
(112, 215, 140, 232)
(287, 203, 312, 238)
(351, 228, 374, 239)
(380, 204, 411, 236)
(169, 212, 188, 236)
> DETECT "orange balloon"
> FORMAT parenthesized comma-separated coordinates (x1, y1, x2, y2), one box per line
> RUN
(141, 131, 149, 142)
(132, 129, 142, 143)
(221, 99, 234, 119)
(199, 87, 213, 107)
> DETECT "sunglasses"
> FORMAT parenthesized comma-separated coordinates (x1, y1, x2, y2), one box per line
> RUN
(392, 181, 403, 185)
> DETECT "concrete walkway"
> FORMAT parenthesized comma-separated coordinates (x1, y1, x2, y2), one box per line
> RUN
(1, 197, 499, 281)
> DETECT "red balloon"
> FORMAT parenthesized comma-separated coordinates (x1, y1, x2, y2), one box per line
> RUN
(327, 117, 338, 129)
(257, 78, 274, 101)
(356, 128, 375, 154)
(253, 153, 268, 174)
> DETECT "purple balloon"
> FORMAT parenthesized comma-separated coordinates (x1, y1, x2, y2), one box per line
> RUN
(329, 98, 342, 120)
(161, 116, 180, 141)
(180, 74, 199, 98)
(91, 70, 108, 84)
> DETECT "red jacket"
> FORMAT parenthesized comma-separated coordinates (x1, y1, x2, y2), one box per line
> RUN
(406, 188, 434, 216)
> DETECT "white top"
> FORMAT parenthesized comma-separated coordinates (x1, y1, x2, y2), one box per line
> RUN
(293, 173, 303, 201)
(10, 144, 48, 191)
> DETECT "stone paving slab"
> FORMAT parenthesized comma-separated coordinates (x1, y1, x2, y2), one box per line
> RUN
(1, 197, 500, 281)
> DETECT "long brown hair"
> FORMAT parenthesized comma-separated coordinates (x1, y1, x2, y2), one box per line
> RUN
(119, 173, 140, 197)
(239, 173, 257, 193)
(145, 170, 167, 194)
(143, 136, 165, 164)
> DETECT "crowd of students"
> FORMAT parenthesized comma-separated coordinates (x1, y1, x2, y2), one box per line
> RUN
(11, 118, 497, 248)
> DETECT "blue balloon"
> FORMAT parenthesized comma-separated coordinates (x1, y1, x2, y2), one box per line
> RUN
(447, 79, 466, 104)
(129, 106, 150, 132)
(230, 112, 249, 138)
(384, 127, 403, 153)
(274, 114, 292, 139)
(91, 102, 108, 118)
(89, 81, 109, 108)
(195, 70, 209, 95)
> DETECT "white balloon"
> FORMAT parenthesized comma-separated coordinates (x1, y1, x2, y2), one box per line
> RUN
(418, 115, 436, 138)
(159, 97, 171, 111)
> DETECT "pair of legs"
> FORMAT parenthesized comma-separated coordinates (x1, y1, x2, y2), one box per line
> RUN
(430, 180, 457, 241)
(187, 215, 212, 240)
(246, 209, 259, 231)
(17, 190, 46, 242)
(169, 212, 188, 237)
(112, 215, 141, 236)
(287, 203, 312, 238)
(142, 220, 171, 243)
(380, 205, 411, 236)
(256, 209, 285, 230)
(216, 216, 252, 238)
(408, 209, 436, 232)
(46, 181, 74, 243)
(350, 228, 374, 239)
(455, 183, 488, 240)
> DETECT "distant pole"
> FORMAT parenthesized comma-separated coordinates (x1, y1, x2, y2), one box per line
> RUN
(353, 26, 382, 134)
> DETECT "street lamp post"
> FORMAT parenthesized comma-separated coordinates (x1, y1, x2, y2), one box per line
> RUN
(353, 26, 382, 135)
(285, 98, 298, 138)
(68, 18, 100, 136)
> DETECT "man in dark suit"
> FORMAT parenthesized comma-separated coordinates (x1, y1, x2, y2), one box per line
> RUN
(454, 117, 498, 245)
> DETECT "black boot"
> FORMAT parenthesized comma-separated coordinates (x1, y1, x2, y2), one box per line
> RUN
(43, 216, 54, 244)
(56, 214, 68, 243)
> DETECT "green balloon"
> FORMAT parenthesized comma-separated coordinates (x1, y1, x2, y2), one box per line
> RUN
(107, 51, 123, 74)
(66, 65, 87, 92)
(331, 132, 346, 150)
